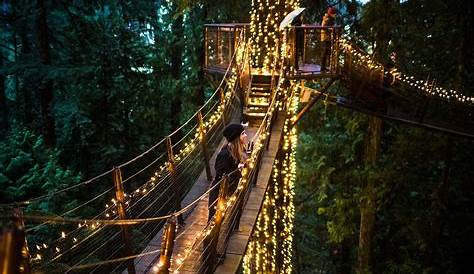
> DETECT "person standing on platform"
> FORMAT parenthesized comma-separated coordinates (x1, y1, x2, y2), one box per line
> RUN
(320, 7, 337, 72)
(208, 123, 248, 222)
(293, 14, 305, 71)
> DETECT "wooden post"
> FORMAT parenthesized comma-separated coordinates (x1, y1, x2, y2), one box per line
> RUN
(335, 28, 341, 74)
(197, 111, 213, 181)
(166, 137, 184, 225)
(217, 27, 221, 64)
(228, 27, 232, 64)
(156, 217, 177, 274)
(220, 89, 227, 127)
(215, 175, 228, 226)
(207, 175, 228, 272)
(0, 209, 30, 274)
(113, 167, 136, 274)
(204, 27, 208, 69)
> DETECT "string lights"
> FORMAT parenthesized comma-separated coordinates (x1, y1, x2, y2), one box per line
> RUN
(340, 38, 474, 105)
(243, 81, 298, 273)
(250, 0, 300, 70)
(27, 35, 250, 268)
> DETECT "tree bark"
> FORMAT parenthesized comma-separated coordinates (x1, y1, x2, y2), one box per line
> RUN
(36, 0, 55, 147)
(358, 116, 382, 274)
(170, 6, 183, 139)
(194, 3, 207, 106)
(0, 49, 7, 132)
(18, 28, 34, 125)
(427, 141, 452, 272)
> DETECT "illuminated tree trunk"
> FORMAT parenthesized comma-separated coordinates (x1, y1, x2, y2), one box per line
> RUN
(249, 0, 299, 68)
(36, 0, 55, 147)
(358, 116, 382, 274)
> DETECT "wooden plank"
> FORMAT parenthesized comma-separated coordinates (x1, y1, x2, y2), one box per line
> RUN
(214, 111, 285, 274)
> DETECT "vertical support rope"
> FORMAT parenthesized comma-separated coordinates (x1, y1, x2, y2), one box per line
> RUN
(197, 111, 213, 181)
(113, 167, 136, 274)
(156, 217, 176, 274)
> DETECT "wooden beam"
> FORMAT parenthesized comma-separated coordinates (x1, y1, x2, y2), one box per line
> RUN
(290, 77, 337, 128)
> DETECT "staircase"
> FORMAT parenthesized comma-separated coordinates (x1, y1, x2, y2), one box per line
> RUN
(243, 74, 274, 125)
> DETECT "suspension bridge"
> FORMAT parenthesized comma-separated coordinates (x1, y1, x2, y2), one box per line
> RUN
(1, 19, 473, 274)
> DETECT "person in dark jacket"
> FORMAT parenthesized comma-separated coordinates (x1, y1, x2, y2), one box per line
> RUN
(208, 123, 248, 222)
(320, 7, 337, 71)
(293, 14, 305, 71)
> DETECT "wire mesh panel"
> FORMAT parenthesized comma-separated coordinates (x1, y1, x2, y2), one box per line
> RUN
(204, 24, 249, 72)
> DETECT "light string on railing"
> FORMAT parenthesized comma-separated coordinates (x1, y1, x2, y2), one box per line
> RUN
(14, 28, 248, 270)
(24, 31, 250, 268)
(170, 47, 281, 273)
(339, 38, 474, 105)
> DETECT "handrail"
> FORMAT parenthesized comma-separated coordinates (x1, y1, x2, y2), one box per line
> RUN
(3, 30, 250, 274)
(0, 30, 247, 208)
(339, 38, 474, 105)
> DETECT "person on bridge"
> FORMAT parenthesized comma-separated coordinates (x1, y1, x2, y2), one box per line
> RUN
(320, 7, 337, 72)
(208, 123, 248, 223)
(293, 13, 305, 71)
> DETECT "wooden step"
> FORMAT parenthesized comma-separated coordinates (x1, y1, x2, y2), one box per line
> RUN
(252, 74, 272, 84)
(251, 85, 271, 92)
(244, 106, 268, 113)
(249, 91, 271, 98)
(247, 100, 270, 107)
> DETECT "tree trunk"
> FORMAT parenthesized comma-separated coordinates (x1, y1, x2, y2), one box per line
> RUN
(170, 7, 183, 138)
(193, 3, 207, 106)
(0, 49, 7, 132)
(427, 138, 452, 273)
(36, 0, 55, 147)
(358, 116, 382, 274)
(18, 29, 34, 125)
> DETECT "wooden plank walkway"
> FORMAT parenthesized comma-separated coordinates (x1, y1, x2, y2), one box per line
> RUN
(167, 125, 258, 274)
(128, 111, 284, 274)
(215, 112, 284, 274)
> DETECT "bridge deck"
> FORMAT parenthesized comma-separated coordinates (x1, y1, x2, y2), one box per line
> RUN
(166, 124, 258, 273)
(123, 117, 236, 273)
(128, 111, 285, 273)
(215, 111, 284, 273)
(126, 115, 263, 273)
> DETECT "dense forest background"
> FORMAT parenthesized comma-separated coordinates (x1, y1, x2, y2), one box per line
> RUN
(0, 0, 472, 273)
(294, 0, 474, 274)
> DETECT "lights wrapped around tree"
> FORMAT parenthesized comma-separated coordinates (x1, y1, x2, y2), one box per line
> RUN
(243, 81, 298, 273)
(250, 0, 300, 69)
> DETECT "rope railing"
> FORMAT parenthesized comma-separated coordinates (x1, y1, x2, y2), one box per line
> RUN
(1, 25, 286, 274)
(163, 50, 285, 274)
(0, 29, 250, 274)
(339, 37, 474, 105)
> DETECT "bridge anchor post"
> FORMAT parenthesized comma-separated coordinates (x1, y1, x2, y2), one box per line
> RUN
(0, 208, 30, 274)
(113, 167, 136, 274)
(156, 217, 176, 274)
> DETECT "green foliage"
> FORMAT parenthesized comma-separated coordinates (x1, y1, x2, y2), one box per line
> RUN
(0, 125, 81, 207)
